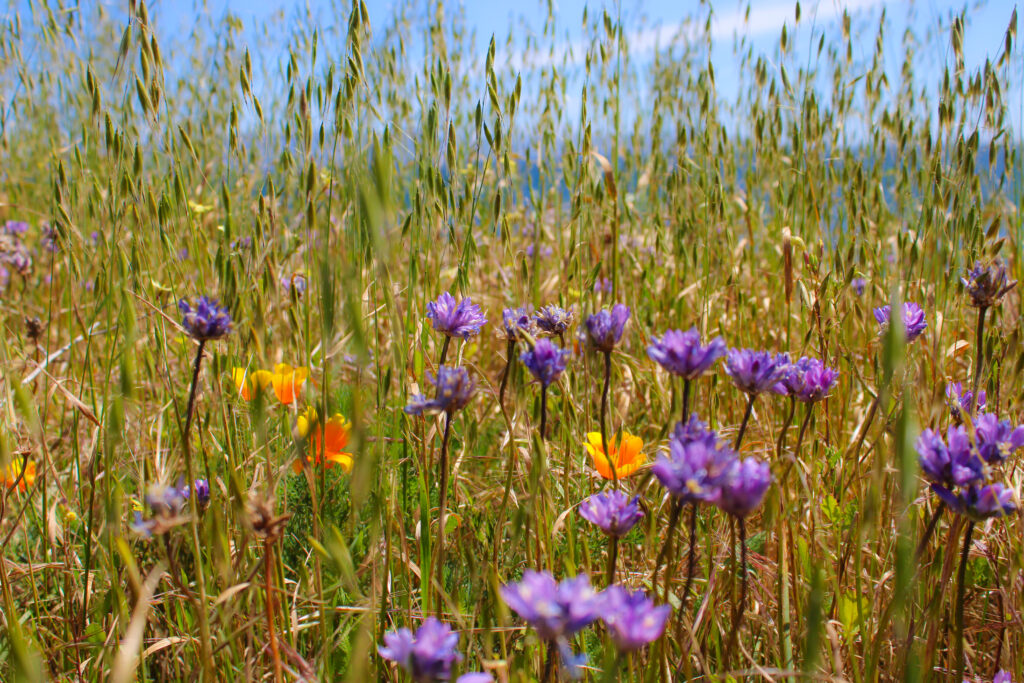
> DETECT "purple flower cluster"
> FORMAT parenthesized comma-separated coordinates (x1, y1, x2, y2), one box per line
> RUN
(0, 220, 32, 277)
(130, 482, 190, 538)
(600, 586, 671, 652)
(962, 260, 1016, 308)
(851, 277, 867, 296)
(647, 328, 726, 380)
(873, 302, 927, 342)
(427, 292, 487, 339)
(974, 413, 1024, 464)
(584, 304, 630, 352)
(781, 356, 839, 403)
(405, 366, 477, 416)
(578, 490, 644, 537)
(916, 423, 1019, 521)
(281, 273, 308, 296)
(179, 477, 211, 508)
(500, 571, 602, 641)
(501, 571, 671, 673)
(652, 414, 771, 517)
(378, 617, 462, 681)
(946, 382, 985, 420)
(714, 457, 773, 518)
(534, 304, 574, 336)
(501, 306, 537, 341)
(178, 296, 233, 341)
(520, 338, 570, 387)
(724, 349, 790, 395)
(3, 220, 29, 235)
(652, 415, 731, 505)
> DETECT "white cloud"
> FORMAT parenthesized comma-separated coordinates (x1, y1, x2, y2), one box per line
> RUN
(497, 0, 886, 71)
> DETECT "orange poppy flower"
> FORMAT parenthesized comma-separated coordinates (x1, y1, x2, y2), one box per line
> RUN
(585, 431, 645, 480)
(3, 459, 36, 492)
(232, 367, 273, 400)
(293, 408, 353, 473)
(272, 364, 309, 405)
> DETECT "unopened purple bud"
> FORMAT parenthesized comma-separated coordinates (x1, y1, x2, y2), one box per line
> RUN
(962, 260, 1016, 308)
(178, 296, 232, 340)
(584, 304, 630, 352)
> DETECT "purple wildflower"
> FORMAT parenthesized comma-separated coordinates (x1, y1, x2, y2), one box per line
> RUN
(187, 479, 211, 507)
(851, 277, 866, 295)
(501, 306, 537, 341)
(973, 413, 1024, 464)
(281, 273, 308, 296)
(129, 512, 156, 538)
(873, 302, 927, 342)
(426, 292, 487, 339)
(962, 260, 1016, 308)
(378, 617, 462, 682)
(946, 382, 985, 420)
(1, 246, 31, 274)
(723, 349, 790, 395)
(132, 483, 189, 537)
(599, 586, 671, 652)
(456, 675, 493, 683)
(2, 220, 29, 235)
(915, 426, 984, 489)
(578, 491, 644, 537)
(651, 415, 731, 504)
(178, 296, 232, 340)
(405, 366, 476, 416)
(647, 328, 726, 380)
(782, 357, 839, 403)
(993, 671, 1013, 683)
(584, 304, 630, 352)
(40, 224, 59, 252)
(933, 482, 1017, 521)
(714, 457, 772, 518)
(520, 338, 570, 387)
(500, 571, 602, 641)
(534, 304, 574, 336)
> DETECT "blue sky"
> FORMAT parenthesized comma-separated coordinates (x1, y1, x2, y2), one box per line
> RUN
(164, 0, 1020, 133)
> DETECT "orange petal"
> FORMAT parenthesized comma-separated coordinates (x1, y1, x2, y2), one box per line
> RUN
(618, 432, 644, 465)
(272, 365, 308, 405)
(324, 414, 351, 452)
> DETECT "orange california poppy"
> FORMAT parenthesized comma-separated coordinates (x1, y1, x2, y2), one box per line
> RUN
(3, 459, 36, 492)
(232, 367, 273, 401)
(272, 364, 309, 405)
(584, 431, 645, 480)
(293, 408, 353, 474)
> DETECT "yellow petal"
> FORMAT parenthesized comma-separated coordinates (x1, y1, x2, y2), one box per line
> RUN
(326, 452, 353, 473)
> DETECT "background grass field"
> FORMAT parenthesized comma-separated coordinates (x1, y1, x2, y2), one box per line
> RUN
(1, 0, 1022, 680)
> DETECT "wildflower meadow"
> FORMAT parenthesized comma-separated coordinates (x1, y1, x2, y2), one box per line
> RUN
(1, 0, 1023, 680)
